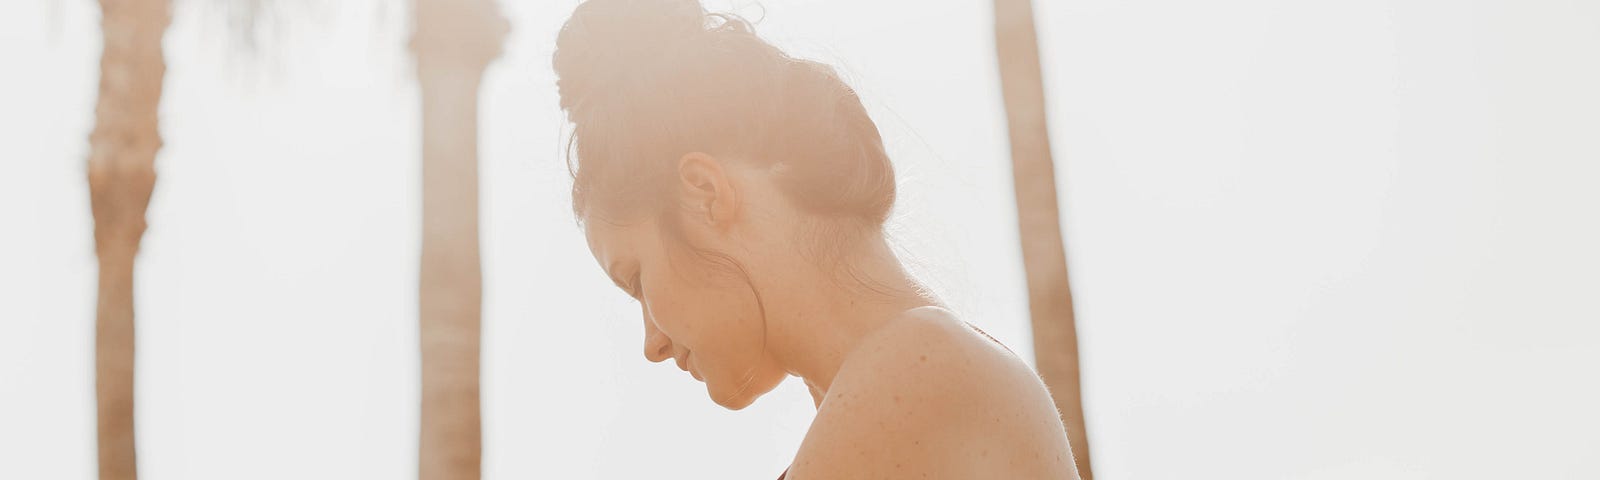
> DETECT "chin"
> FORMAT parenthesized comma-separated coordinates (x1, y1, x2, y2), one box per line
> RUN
(707, 382, 761, 410)
(712, 391, 759, 410)
(705, 369, 784, 411)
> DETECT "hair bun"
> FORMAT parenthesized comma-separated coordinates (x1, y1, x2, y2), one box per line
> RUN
(554, 0, 710, 111)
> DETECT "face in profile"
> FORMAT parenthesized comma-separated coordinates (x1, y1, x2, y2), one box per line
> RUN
(585, 216, 788, 410)
(556, 0, 896, 413)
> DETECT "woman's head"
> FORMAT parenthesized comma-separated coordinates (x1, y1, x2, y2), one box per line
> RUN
(555, 0, 898, 408)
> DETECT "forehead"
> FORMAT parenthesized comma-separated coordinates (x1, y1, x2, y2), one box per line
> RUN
(582, 217, 650, 268)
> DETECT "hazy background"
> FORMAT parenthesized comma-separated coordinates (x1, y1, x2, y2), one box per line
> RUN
(3, 0, 1597, 478)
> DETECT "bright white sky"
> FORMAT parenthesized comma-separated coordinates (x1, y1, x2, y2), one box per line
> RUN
(3, 0, 1598, 478)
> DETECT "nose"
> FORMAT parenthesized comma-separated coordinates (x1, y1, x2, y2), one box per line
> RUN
(641, 305, 672, 363)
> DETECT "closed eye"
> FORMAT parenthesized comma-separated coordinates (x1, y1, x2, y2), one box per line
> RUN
(625, 272, 643, 300)
(605, 263, 638, 300)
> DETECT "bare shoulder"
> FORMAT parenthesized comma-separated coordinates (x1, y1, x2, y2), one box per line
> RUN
(787, 307, 1079, 480)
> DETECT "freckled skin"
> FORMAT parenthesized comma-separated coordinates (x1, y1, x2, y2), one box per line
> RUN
(788, 309, 1079, 480)
(584, 156, 1077, 479)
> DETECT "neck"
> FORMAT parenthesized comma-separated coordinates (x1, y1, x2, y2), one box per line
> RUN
(758, 234, 934, 407)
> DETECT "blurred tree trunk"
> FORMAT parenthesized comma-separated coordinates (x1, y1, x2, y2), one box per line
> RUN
(993, 1, 1093, 479)
(87, 0, 171, 478)
(410, 1, 507, 479)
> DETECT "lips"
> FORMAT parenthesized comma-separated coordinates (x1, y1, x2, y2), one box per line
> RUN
(681, 352, 703, 382)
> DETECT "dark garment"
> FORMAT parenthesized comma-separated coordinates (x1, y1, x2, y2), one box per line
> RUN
(777, 469, 788, 479)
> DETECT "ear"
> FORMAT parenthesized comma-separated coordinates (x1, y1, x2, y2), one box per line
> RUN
(676, 152, 739, 229)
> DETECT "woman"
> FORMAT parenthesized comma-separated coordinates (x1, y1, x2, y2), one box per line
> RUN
(554, 0, 1080, 478)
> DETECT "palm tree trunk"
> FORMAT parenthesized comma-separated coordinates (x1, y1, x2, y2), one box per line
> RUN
(87, 1, 171, 478)
(993, 1, 1093, 479)
(410, 1, 506, 479)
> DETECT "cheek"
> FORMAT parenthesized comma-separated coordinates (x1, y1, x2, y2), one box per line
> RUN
(645, 269, 763, 355)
